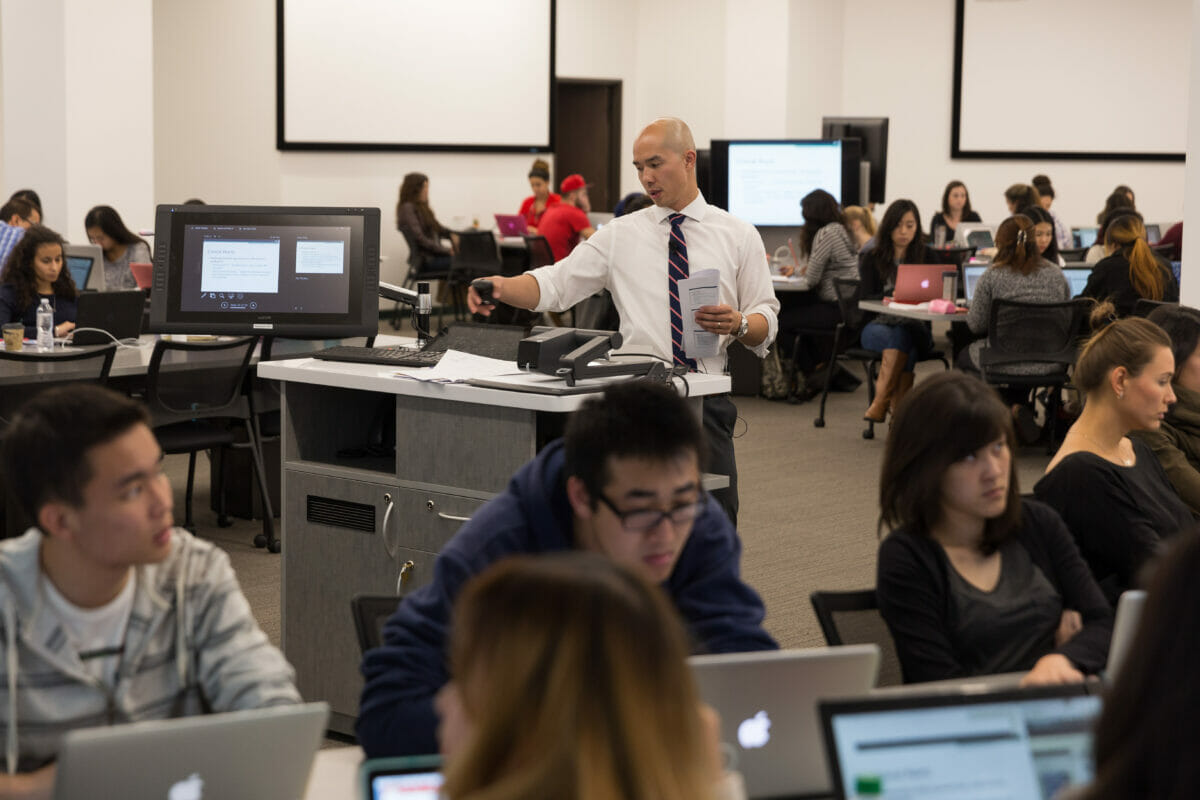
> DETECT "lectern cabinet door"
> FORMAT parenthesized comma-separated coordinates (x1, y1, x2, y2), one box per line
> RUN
(282, 471, 407, 726)
(385, 486, 489, 554)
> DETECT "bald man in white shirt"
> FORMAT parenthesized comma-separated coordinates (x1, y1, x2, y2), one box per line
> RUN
(468, 117, 779, 525)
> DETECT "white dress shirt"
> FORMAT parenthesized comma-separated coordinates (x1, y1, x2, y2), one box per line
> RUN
(530, 193, 779, 375)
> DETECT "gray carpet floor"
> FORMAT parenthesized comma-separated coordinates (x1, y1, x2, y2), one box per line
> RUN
(179, 354, 1053, 653)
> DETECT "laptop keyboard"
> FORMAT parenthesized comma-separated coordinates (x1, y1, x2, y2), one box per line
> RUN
(312, 345, 444, 368)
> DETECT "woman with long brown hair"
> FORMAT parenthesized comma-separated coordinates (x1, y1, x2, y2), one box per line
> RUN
(1080, 214, 1178, 316)
(397, 172, 455, 274)
(435, 552, 723, 800)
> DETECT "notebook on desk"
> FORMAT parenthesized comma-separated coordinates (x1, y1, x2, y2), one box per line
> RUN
(494, 213, 528, 237)
(53, 702, 329, 800)
(820, 685, 1101, 800)
(70, 289, 146, 345)
(690, 645, 879, 799)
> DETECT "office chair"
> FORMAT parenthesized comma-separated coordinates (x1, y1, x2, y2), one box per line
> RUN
(978, 298, 1090, 451)
(143, 336, 279, 551)
(350, 593, 402, 655)
(449, 231, 502, 321)
(399, 229, 452, 330)
(0, 343, 118, 538)
(1132, 298, 1175, 319)
(809, 589, 902, 687)
(815, 279, 948, 440)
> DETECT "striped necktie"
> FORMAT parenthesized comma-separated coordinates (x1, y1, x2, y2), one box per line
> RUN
(667, 213, 697, 370)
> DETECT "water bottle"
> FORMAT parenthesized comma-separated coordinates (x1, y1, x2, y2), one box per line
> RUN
(36, 298, 53, 351)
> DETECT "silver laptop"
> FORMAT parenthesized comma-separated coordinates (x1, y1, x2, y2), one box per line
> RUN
(54, 702, 329, 800)
(1063, 266, 1091, 297)
(690, 645, 879, 799)
(1105, 589, 1146, 685)
(820, 685, 1101, 800)
(63, 243, 105, 292)
(962, 264, 987, 303)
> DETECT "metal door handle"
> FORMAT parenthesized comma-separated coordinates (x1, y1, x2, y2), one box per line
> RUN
(382, 494, 397, 558)
(436, 512, 471, 523)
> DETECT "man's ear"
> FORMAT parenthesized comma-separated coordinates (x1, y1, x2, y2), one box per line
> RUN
(566, 475, 594, 519)
(36, 501, 75, 543)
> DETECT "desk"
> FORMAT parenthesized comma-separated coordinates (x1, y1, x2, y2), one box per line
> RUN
(256, 356, 730, 736)
(306, 746, 363, 799)
(857, 299, 968, 322)
(771, 276, 810, 293)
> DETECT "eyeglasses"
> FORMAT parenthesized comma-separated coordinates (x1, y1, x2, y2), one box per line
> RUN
(595, 492, 706, 532)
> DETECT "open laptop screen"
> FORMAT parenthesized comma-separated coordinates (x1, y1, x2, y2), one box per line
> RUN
(821, 686, 1101, 800)
(963, 264, 987, 302)
(1063, 267, 1091, 297)
(65, 255, 94, 290)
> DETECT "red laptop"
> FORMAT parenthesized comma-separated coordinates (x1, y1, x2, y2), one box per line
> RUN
(892, 263, 952, 304)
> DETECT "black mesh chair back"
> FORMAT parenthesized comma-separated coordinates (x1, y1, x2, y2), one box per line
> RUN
(400, 228, 452, 286)
(810, 589, 902, 687)
(351, 594, 402, 655)
(144, 337, 278, 550)
(1132, 298, 1175, 319)
(0, 343, 117, 425)
(832, 277, 869, 332)
(979, 298, 1089, 380)
(450, 230, 501, 284)
(1058, 246, 1090, 262)
(523, 234, 555, 268)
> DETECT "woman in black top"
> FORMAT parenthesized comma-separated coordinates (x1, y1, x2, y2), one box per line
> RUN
(876, 372, 1112, 684)
(858, 199, 939, 421)
(396, 172, 455, 275)
(928, 180, 981, 246)
(1035, 308, 1195, 603)
(0, 224, 78, 339)
(1080, 214, 1178, 316)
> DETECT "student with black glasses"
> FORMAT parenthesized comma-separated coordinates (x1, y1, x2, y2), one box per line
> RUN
(357, 379, 776, 759)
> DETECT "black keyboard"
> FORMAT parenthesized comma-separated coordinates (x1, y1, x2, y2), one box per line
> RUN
(312, 345, 444, 368)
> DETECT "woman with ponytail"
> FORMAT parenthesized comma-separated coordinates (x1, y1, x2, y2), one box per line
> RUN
(1080, 214, 1177, 316)
(1034, 308, 1194, 602)
(959, 215, 1070, 437)
(517, 158, 561, 232)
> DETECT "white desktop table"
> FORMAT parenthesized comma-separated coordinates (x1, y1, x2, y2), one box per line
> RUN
(858, 299, 968, 322)
(257, 354, 729, 736)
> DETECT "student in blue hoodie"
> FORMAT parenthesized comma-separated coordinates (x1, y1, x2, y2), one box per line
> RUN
(357, 379, 777, 757)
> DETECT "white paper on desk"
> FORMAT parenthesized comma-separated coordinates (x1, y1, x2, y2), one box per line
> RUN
(391, 349, 516, 383)
(677, 268, 720, 359)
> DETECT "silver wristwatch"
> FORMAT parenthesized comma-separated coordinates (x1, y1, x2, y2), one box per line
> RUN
(734, 313, 749, 339)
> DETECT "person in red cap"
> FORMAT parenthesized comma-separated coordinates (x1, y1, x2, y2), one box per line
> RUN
(536, 173, 596, 261)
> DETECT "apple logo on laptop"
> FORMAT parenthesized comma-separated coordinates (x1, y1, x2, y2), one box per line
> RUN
(737, 710, 771, 749)
(168, 773, 204, 800)
(920, 279, 931, 289)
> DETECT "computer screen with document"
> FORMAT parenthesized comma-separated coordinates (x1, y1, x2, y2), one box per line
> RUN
(149, 204, 379, 337)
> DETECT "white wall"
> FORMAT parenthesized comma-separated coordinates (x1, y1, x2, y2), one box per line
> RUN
(1, 0, 153, 245)
(838, 0, 1186, 231)
(67, 0, 1191, 277)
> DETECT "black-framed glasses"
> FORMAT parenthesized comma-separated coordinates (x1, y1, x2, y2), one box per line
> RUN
(596, 492, 706, 532)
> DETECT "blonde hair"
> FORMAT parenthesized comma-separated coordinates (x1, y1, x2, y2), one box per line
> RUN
(1105, 215, 1166, 301)
(844, 205, 877, 236)
(1074, 310, 1171, 395)
(443, 553, 714, 800)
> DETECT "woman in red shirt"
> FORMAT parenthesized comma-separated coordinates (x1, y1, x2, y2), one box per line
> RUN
(518, 158, 560, 233)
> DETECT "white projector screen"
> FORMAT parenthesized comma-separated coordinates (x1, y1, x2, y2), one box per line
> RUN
(278, 0, 554, 151)
(953, 0, 1188, 160)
